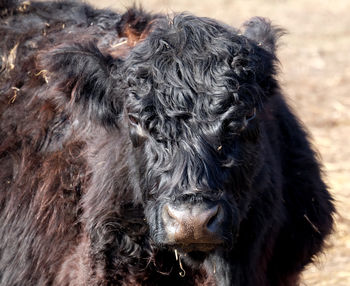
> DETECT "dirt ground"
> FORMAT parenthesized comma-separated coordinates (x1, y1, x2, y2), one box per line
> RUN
(88, 0, 350, 284)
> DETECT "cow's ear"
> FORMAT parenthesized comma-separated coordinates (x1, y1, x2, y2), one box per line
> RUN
(242, 17, 285, 54)
(37, 42, 122, 127)
(234, 17, 285, 94)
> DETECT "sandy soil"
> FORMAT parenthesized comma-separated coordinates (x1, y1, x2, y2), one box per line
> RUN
(87, 0, 350, 284)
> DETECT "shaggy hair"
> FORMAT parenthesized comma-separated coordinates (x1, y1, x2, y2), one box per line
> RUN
(0, 0, 334, 285)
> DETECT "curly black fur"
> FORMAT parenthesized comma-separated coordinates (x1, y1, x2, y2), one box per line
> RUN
(0, 0, 334, 285)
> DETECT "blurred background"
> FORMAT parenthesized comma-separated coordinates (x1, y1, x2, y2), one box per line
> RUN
(87, 0, 350, 284)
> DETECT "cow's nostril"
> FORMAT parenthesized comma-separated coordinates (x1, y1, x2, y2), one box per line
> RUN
(206, 205, 220, 229)
(164, 204, 185, 224)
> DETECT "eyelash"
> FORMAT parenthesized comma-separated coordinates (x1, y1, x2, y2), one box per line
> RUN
(244, 107, 256, 123)
(223, 108, 257, 133)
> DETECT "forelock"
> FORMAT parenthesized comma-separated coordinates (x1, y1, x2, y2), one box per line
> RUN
(123, 13, 264, 143)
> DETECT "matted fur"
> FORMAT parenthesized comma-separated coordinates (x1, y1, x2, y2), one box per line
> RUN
(0, 1, 334, 285)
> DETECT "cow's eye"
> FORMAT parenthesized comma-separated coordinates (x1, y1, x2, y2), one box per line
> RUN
(245, 108, 256, 122)
(128, 114, 147, 147)
(128, 114, 139, 125)
(241, 108, 256, 130)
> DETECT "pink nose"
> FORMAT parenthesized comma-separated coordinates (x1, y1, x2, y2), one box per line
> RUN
(162, 203, 224, 246)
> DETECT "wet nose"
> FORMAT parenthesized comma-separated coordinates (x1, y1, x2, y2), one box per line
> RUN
(162, 203, 224, 245)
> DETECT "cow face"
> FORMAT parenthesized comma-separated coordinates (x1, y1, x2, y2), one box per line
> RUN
(121, 14, 278, 258)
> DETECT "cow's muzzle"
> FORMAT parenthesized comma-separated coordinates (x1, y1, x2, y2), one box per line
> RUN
(162, 201, 225, 252)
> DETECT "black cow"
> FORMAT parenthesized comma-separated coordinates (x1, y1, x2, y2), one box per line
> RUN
(0, 0, 334, 285)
